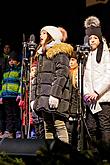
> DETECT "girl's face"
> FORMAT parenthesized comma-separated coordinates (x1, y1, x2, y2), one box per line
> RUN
(9, 59, 18, 67)
(69, 58, 78, 69)
(40, 30, 48, 45)
(89, 35, 100, 50)
(31, 66, 37, 78)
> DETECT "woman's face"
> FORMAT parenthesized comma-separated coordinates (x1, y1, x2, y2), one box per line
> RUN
(69, 58, 78, 69)
(89, 35, 100, 50)
(40, 30, 48, 45)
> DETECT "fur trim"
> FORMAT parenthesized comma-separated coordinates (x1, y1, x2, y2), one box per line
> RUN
(84, 16, 100, 28)
(46, 43, 74, 59)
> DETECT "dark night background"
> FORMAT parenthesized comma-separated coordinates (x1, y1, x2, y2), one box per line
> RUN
(0, 0, 110, 52)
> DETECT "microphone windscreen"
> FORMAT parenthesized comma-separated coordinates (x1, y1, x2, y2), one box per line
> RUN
(30, 34, 35, 42)
(84, 35, 89, 46)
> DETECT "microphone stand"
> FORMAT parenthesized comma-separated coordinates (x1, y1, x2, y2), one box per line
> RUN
(76, 46, 91, 151)
(20, 34, 37, 139)
(27, 38, 37, 139)
(20, 33, 29, 139)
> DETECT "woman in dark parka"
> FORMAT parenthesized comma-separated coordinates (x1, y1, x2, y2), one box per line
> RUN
(30, 26, 74, 143)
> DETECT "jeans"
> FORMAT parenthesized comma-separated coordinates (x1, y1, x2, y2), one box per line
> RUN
(44, 113, 69, 143)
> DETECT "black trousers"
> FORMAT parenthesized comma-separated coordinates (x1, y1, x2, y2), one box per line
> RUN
(0, 104, 6, 132)
(86, 102, 110, 148)
(3, 98, 21, 133)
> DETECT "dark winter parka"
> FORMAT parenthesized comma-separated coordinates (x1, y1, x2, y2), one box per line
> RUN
(31, 42, 74, 119)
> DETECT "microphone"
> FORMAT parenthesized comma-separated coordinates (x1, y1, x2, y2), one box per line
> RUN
(76, 35, 90, 60)
(80, 35, 90, 62)
(22, 33, 27, 49)
(30, 34, 35, 43)
(83, 35, 90, 48)
(23, 33, 26, 42)
(84, 35, 91, 50)
(82, 35, 91, 55)
(28, 34, 37, 56)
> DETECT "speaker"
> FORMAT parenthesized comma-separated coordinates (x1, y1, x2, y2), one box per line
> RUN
(0, 138, 52, 156)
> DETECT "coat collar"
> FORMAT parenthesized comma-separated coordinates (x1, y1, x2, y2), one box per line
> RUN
(46, 42, 74, 59)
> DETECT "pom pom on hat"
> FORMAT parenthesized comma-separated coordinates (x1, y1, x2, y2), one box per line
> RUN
(84, 16, 100, 28)
(84, 16, 102, 41)
(41, 26, 62, 41)
(58, 27, 68, 42)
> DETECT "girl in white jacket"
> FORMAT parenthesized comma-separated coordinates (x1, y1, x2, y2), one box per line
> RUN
(83, 16, 110, 151)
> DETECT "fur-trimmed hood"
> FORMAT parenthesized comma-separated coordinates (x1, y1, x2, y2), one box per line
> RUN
(46, 42, 74, 59)
(36, 43, 74, 59)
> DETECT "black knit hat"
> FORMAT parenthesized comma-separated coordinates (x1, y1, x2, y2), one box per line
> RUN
(86, 26, 103, 63)
(8, 51, 19, 61)
(85, 26, 102, 41)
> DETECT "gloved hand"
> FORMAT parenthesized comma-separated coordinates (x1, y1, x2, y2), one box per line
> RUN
(19, 100, 25, 110)
(30, 100, 35, 111)
(49, 95, 59, 109)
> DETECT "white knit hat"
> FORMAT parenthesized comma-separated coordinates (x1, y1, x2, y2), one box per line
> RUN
(41, 26, 62, 41)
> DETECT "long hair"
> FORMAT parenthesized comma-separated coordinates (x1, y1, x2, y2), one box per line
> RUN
(69, 66, 78, 88)
(69, 51, 78, 88)
(34, 33, 53, 60)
